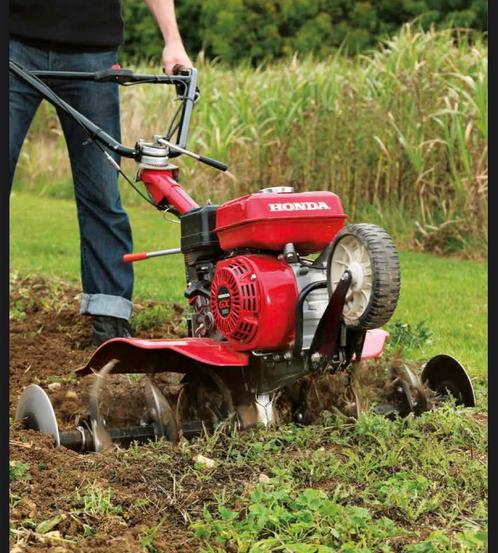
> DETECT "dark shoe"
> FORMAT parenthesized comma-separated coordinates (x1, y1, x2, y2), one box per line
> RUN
(92, 315, 133, 346)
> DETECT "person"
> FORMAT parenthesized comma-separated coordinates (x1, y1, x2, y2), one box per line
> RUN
(9, 0, 192, 345)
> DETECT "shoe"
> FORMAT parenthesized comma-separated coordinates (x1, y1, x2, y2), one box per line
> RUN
(91, 315, 133, 346)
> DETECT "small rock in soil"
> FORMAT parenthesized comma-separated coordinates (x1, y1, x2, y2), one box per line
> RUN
(258, 473, 271, 484)
(193, 454, 216, 468)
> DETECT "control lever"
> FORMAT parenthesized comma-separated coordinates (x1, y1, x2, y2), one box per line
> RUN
(123, 247, 182, 263)
(157, 138, 228, 172)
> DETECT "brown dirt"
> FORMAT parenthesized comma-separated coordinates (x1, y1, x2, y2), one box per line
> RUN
(10, 276, 206, 552)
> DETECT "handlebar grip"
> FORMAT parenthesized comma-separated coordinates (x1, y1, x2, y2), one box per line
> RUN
(123, 252, 148, 263)
(198, 155, 228, 172)
(172, 64, 192, 76)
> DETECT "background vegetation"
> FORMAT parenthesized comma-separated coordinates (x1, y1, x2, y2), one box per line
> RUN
(14, 25, 488, 256)
(123, 0, 487, 64)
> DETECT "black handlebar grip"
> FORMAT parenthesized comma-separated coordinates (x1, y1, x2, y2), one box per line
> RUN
(198, 155, 228, 172)
(172, 64, 192, 76)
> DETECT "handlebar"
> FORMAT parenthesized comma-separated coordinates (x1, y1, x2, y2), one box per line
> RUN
(9, 59, 199, 155)
(25, 67, 193, 85)
(171, 63, 192, 76)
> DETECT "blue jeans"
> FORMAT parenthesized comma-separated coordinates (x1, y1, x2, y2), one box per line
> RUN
(9, 38, 134, 320)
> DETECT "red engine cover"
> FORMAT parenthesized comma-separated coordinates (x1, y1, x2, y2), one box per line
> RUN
(210, 254, 298, 351)
(215, 191, 347, 254)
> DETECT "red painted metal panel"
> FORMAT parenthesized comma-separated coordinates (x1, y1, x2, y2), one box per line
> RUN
(215, 191, 347, 254)
(76, 338, 249, 376)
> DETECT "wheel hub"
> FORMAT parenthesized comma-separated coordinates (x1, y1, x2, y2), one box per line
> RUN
(330, 234, 373, 325)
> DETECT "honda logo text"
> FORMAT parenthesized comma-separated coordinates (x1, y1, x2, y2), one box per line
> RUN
(268, 201, 331, 212)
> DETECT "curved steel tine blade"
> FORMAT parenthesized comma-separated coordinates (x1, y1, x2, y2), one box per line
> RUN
(144, 376, 178, 443)
(349, 381, 362, 419)
(16, 384, 61, 446)
(421, 354, 476, 407)
(88, 359, 119, 451)
(376, 364, 429, 418)
(341, 372, 362, 419)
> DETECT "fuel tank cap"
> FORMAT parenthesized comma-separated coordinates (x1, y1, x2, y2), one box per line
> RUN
(259, 186, 295, 194)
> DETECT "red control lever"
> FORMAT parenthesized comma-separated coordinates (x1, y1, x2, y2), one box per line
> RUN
(123, 252, 148, 263)
(123, 247, 182, 263)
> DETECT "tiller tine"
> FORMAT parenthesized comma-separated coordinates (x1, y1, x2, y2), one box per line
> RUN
(376, 354, 476, 418)
(421, 354, 476, 407)
(15, 361, 179, 453)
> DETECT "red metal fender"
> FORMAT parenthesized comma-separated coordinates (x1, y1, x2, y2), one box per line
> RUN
(76, 337, 249, 376)
(359, 329, 389, 360)
(76, 330, 388, 377)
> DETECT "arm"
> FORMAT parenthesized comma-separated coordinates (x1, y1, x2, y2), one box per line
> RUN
(144, 0, 193, 73)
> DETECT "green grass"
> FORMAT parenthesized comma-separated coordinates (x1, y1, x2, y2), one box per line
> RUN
(187, 410, 487, 553)
(10, 192, 487, 379)
(10, 407, 487, 551)
(10, 191, 183, 302)
(388, 253, 487, 378)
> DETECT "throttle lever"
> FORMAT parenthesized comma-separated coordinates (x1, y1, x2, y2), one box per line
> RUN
(157, 138, 228, 172)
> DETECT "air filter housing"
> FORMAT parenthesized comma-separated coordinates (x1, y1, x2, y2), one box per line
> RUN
(210, 254, 298, 351)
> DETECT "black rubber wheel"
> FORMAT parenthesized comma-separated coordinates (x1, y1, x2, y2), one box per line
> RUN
(326, 223, 400, 330)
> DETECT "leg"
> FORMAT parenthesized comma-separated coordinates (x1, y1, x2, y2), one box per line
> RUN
(51, 50, 134, 322)
(9, 39, 46, 189)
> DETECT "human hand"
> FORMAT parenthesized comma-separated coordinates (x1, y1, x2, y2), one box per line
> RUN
(162, 42, 193, 74)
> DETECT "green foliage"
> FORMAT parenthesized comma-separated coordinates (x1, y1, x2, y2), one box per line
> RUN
(131, 303, 175, 331)
(9, 462, 32, 483)
(120, 0, 487, 65)
(187, 406, 486, 552)
(17, 25, 488, 253)
(194, 485, 401, 551)
(387, 321, 433, 351)
(140, 522, 163, 553)
(75, 482, 123, 516)
(403, 528, 487, 553)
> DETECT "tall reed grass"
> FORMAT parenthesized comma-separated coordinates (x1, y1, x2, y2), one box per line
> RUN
(14, 24, 487, 255)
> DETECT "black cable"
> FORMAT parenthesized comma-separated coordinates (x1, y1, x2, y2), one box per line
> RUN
(166, 101, 183, 140)
(91, 140, 159, 208)
(120, 170, 158, 208)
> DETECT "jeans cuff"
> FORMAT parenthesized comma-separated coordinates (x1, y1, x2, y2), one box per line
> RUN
(80, 293, 132, 320)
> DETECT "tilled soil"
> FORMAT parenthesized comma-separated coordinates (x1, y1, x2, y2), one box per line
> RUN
(9, 275, 403, 552)
(10, 276, 202, 552)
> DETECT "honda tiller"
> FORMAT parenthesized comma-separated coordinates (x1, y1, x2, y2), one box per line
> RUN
(11, 61, 476, 453)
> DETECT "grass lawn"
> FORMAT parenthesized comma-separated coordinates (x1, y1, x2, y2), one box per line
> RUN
(10, 192, 487, 378)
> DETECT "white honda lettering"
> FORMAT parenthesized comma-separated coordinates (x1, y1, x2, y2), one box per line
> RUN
(268, 201, 330, 212)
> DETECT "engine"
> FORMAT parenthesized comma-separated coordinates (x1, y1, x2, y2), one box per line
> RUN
(181, 187, 346, 352)
(210, 254, 329, 352)
(210, 254, 297, 350)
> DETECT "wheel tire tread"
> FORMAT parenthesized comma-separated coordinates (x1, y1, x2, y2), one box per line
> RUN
(327, 223, 401, 330)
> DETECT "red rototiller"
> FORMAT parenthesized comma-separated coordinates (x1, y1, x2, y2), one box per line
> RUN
(11, 61, 476, 452)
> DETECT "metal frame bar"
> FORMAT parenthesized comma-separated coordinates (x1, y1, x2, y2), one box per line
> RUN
(9, 60, 198, 155)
